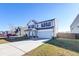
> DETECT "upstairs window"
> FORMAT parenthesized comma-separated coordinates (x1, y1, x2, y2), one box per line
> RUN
(41, 21, 51, 27)
(46, 21, 51, 26)
(28, 26, 30, 28)
(31, 25, 34, 28)
(41, 22, 45, 27)
(28, 25, 35, 28)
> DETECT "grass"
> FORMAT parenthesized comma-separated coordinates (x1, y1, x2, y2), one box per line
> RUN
(0, 39, 9, 44)
(47, 38, 79, 52)
(23, 38, 79, 56)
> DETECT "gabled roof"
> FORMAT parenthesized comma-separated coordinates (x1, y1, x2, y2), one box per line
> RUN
(37, 18, 55, 24)
(27, 20, 37, 26)
(27, 18, 55, 25)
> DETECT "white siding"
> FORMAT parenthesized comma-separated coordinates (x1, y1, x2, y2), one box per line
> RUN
(70, 14, 79, 33)
(71, 23, 79, 33)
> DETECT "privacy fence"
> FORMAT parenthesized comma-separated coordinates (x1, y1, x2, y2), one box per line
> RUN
(57, 33, 79, 39)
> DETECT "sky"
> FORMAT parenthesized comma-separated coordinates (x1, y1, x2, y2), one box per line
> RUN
(0, 3, 79, 32)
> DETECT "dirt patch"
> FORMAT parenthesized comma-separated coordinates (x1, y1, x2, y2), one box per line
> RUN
(0, 39, 9, 44)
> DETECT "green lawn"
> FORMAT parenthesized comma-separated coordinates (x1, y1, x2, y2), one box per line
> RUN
(23, 38, 79, 56)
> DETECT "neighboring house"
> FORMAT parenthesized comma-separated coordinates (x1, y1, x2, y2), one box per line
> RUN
(27, 18, 56, 39)
(6, 26, 27, 37)
(0, 31, 5, 38)
(13, 26, 27, 37)
(0, 31, 9, 38)
(70, 14, 79, 33)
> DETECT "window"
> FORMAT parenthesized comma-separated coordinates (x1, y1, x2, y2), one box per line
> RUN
(41, 22, 45, 27)
(46, 21, 51, 26)
(31, 25, 34, 28)
(28, 26, 30, 28)
(41, 21, 51, 28)
(28, 25, 35, 28)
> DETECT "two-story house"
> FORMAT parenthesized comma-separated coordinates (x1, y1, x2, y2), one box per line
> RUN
(27, 19, 56, 39)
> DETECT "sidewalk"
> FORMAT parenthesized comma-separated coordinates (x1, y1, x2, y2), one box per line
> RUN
(0, 39, 49, 56)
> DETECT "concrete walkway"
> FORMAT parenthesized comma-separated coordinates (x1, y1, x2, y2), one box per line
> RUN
(0, 39, 49, 56)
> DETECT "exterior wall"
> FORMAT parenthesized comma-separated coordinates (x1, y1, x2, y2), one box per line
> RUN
(71, 25, 79, 33)
(70, 14, 79, 33)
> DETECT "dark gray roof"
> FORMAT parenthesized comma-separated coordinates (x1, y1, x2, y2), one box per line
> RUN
(27, 18, 55, 25)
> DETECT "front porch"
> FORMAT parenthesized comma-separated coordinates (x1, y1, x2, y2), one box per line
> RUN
(26, 28, 38, 39)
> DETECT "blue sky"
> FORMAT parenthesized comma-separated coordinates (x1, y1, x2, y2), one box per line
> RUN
(0, 3, 79, 32)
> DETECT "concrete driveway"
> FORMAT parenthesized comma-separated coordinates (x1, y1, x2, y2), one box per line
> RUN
(0, 39, 49, 56)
